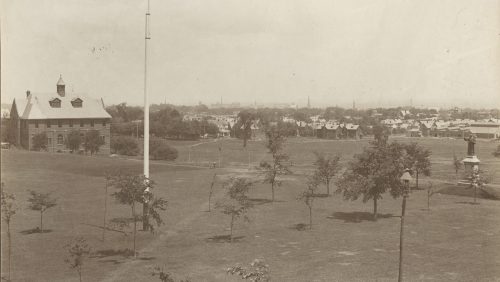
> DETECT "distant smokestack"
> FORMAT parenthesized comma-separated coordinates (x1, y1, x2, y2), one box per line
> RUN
(26, 90, 31, 97)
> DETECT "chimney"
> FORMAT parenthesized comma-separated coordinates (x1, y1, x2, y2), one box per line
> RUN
(57, 75, 65, 97)
(26, 90, 31, 97)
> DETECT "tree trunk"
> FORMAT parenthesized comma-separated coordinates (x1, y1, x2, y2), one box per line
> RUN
(78, 265, 82, 282)
(309, 206, 313, 229)
(427, 191, 430, 211)
(271, 182, 275, 202)
(398, 195, 407, 282)
(208, 194, 211, 212)
(416, 170, 419, 190)
(326, 180, 330, 196)
(7, 222, 11, 281)
(230, 214, 234, 243)
(40, 211, 44, 232)
(102, 183, 108, 241)
(474, 186, 477, 203)
(132, 203, 137, 258)
(373, 198, 378, 221)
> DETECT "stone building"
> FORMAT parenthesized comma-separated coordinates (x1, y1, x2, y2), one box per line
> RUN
(10, 76, 112, 154)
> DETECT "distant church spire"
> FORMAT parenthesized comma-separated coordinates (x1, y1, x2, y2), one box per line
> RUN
(307, 96, 310, 108)
(57, 74, 65, 97)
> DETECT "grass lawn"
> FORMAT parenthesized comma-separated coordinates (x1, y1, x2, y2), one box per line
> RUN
(1, 137, 499, 281)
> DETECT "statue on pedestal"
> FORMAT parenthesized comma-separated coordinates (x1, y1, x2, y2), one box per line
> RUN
(464, 134, 476, 156)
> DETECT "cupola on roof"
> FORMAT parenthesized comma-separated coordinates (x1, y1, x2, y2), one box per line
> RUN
(56, 75, 65, 86)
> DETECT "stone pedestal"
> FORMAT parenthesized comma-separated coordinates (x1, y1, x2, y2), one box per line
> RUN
(458, 155, 480, 185)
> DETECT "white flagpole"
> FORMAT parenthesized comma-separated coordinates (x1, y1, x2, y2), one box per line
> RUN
(143, 0, 151, 231)
(144, 0, 151, 179)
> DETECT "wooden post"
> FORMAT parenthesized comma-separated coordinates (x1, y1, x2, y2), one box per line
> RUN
(398, 181, 409, 282)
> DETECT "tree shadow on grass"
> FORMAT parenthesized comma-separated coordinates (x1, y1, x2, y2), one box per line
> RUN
(289, 223, 309, 231)
(327, 212, 394, 223)
(94, 250, 156, 264)
(205, 235, 244, 243)
(455, 201, 481, 205)
(92, 248, 136, 258)
(249, 198, 284, 205)
(20, 228, 53, 235)
(312, 193, 330, 198)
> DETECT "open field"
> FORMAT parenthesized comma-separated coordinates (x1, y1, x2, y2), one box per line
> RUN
(1, 137, 500, 281)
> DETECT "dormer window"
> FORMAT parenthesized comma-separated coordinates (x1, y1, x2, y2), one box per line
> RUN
(49, 98, 61, 108)
(71, 98, 83, 108)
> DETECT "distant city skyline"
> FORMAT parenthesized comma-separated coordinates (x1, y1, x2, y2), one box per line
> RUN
(1, 0, 499, 109)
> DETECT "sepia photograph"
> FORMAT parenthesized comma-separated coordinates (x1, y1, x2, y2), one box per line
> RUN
(1, 0, 499, 281)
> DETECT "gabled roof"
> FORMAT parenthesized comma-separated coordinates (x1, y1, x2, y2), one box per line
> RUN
(17, 93, 111, 120)
(420, 121, 435, 129)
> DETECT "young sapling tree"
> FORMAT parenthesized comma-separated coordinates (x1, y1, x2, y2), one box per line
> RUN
(1, 182, 18, 281)
(297, 176, 320, 229)
(453, 154, 462, 179)
(64, 237, 92, 282)
(215, 177, 253, 243)
(313, 152, 341, 196)
(27, 190, 57, 232)
(208, 173, 217, 212)
(111, 174, 167, 257)
(259, 127, 292, 202)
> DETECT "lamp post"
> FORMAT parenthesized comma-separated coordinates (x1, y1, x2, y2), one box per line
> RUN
(399, 169, 412, 282)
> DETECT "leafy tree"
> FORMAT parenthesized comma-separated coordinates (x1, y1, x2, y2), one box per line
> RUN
(492, 145, 500, 158)
(297, 175, 320, 229)
(336, 141, 407, 220)
(32, 132, 48, 151)
(64, 237, 92, 282)
(66, 130, 81, 152)
(106, 103, 143, 122)
(259, 128, 292, 202)
(110, 174, 167, 257)
(237, 110, 255, 147)
(150, 139, 178, 161)
(83, 130, 104, 155)
(215, 177, 253, 243)
(208, 173, 217, 212)
(1, 183, 17, 281)
(453, 153, 462, 177)
(313, 152, 341, 196)
(111, 136, 139, 156)
(1, 117, 17, 144)
(403, 143, 431, 189)
(227, 259, 270, 282)
(372, 124, 388, 144)
(27, 190, 57, 232)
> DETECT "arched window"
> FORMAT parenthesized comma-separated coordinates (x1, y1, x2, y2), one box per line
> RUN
(57, 134, 64, 145)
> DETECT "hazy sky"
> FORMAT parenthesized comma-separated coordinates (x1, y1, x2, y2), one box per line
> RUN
(1, 0, 499, 108)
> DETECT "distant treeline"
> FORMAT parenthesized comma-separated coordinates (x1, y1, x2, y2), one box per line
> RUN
(105, 102, 498, 140)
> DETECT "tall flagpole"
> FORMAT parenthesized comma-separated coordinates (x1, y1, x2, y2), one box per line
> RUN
(143, 0, 151, 231)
